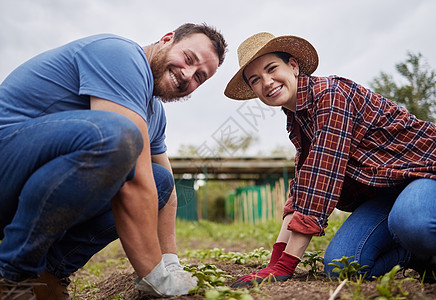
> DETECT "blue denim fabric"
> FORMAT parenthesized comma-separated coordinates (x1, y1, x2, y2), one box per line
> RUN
(388, 178, 436, 257)
(45, 163, 174, 279)
(324, 179, 436, 279)
(0, 110, 174, 280)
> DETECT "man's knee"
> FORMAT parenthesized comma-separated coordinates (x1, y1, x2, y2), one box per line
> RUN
(103, 113, 144, 164)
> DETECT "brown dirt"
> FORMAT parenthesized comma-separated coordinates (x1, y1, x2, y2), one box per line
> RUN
(71, 241, 436, 300)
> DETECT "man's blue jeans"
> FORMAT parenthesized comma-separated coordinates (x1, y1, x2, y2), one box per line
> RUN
(0, 110, 174, 281)
(324, 178, 436, 279)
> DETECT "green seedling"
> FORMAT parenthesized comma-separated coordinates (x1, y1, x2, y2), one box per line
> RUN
(205, 286, 254, 300)
(184, 263, 259, 299)
(182, 247, 271, 266)
(247, 247, 271, 266)
(301, 250, 324, 275)
(328, 256, 368, 281)
(184, 263, 234, 295)
(374, 265, 416, 300)
(346, 275, 367, 300)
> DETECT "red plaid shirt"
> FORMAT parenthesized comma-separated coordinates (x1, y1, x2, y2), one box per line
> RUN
(283, 75, 436, 236)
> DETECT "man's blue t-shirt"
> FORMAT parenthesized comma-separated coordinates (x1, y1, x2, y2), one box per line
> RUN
(0, 34, 167, 154)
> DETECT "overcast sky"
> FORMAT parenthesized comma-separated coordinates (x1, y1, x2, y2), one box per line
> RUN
(1, 0, 435, 157)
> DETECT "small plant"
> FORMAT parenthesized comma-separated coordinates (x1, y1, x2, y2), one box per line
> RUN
(346, 275, 367, 300)
(301, 250, 324, 275)
(182, 247, 271, 266)
(328, 256, 368, 281)
(374, 265, 416, 300)
(184, 263, 234, 295)
(205, 286, 254, 300)
(184, 263, 259, 299)
(246, 247, 271, 264)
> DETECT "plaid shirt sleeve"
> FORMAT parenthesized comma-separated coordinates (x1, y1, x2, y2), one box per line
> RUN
(286, 77, 355, 235)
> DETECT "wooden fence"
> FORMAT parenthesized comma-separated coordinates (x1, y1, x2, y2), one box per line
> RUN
(233, 178, 287, 224)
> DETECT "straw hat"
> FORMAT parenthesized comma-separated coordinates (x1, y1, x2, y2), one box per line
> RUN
(224, 32, 318, 100)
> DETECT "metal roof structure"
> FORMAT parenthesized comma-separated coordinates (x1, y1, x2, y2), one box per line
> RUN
(169, 156, 295, 180)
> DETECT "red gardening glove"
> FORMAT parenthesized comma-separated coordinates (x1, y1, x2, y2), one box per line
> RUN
(231, 252, 300, 287)
(268, 242, 287, 267)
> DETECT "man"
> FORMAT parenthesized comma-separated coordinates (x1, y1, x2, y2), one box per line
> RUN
(0, 23, 227, 299)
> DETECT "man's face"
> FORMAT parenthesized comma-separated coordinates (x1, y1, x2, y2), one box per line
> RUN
(150, 33, 219, 102)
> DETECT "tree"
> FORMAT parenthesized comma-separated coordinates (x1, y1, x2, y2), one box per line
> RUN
(177, 135, 258, 157)
(370, 52, 436, 122)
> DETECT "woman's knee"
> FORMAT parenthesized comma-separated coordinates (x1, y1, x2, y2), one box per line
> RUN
(323, 242, 357, 277)
(323, 246, 339, 276)
(388, 179, 436, 255)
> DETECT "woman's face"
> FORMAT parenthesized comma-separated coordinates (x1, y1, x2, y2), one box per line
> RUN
(243, 53, 299, 111)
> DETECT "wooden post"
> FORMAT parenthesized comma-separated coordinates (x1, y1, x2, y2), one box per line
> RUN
(253, 189, 259, 224)
(266, 183, 273, 220)
(261, 187, 267, 223)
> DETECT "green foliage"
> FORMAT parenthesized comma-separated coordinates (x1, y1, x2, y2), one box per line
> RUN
(183, 264, 233, 294)
(301, 250, 324, 275)
(176, 219, 281, 248)
(182, 247, 271, 266)
(374, 265, 416, 300)
(177, 135, 258, 157)
(346, 276, 367, 300)
(196, 180, 252, 222)
(71, 277, 98, 295)
(184, 263, 260, 299)
(85, 257, 129, 276)
(328, 256, 368, 281)
(370, 52, 436, 122)
(205, 287, 255, 300)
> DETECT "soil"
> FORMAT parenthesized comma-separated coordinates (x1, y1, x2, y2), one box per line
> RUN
(72, 241, 436, 300)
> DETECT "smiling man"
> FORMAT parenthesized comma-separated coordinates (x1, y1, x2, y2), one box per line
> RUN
(0, 23, 227, 299)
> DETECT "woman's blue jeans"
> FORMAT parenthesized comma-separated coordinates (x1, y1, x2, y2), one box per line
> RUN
(324, 178, 436, 279)
(0, 110, 174, 281)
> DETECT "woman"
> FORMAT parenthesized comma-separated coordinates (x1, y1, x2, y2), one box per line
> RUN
(224, 32, 436, 287)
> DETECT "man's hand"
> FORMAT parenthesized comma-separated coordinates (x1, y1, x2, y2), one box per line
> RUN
(135, 258, 198, 297)
(162, 253, 183, 272)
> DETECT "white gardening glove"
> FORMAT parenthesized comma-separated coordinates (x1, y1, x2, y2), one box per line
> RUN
(162, 253, 184, 272)
(135, 258, 197, 297)
(162, 253, 198, 286)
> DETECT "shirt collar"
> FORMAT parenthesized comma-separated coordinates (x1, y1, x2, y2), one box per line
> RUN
(285, 75, 311, 132)
(296, 75, 311, 112)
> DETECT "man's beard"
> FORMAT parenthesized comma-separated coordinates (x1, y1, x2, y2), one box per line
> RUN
(150, 47, 191, 103)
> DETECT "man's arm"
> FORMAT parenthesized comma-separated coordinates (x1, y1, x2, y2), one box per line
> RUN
(151, 152, 178, 254)
(90, 97, 161, 277)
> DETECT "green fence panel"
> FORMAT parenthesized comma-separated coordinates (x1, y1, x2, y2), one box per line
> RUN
(175, 179, 198, 221)
(231, 179, 286, 224)
(226, 193, 235, 220)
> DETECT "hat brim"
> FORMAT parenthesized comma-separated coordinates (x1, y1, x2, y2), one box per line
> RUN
(224, 35, 318, 100)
